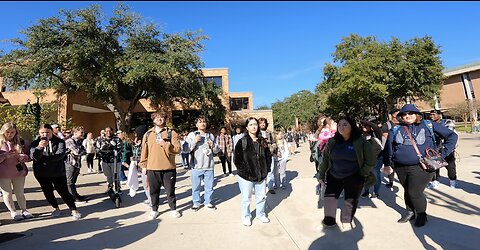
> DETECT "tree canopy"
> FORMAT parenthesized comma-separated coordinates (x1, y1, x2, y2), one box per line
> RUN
(0, 4, 225, 131)
(316, 34, 444, 121)
(272, 90, 320, 130)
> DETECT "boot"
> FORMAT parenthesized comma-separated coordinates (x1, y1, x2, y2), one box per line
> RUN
(397, 210, 416, 223)
(414, 212, 428, 227)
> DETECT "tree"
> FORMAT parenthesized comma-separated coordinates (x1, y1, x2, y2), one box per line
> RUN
(272, 90, 320, 130)
(316, 34, 444, 121)
(0, 4, 225, 131)
(445, 102, 469, 127)
(255, 105, 271, 110)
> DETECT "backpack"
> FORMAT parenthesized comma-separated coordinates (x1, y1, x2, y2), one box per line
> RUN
(391, 120, 436, 146)
(144, 128, 173, 147)
(286, 132, 294, 142)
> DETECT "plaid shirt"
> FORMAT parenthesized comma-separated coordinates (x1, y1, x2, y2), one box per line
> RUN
(216, 134, 233, 156)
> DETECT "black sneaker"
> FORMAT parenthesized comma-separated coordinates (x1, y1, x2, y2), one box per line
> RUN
(322, 216, 337, 227)
(206, 204, 217, 210)
(370, 193, 379, 199)
(361, 191, 369, 198)
(268, 189, 276, 194)
(386, 183, 393, 189)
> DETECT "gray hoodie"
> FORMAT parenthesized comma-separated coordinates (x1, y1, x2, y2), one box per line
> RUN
(186, 131, 220, 170)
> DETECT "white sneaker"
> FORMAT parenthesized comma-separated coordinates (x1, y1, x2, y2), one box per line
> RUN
(22, 211, 34, 219)
(120, 180, 127, 185)
(449, 180, 457, 188)
(257, 216, 270, 223)
(71, 212, 82, 220)
(87, 168, 92, 173)
(170, 210, 182, 218)
(11, 212, 24, 221)
(148, 211, 159, 220)
(242, 217, 252, 226)
(427, 181, 436, 189)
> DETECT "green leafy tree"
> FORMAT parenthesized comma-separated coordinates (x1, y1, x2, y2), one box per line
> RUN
(272, 90, 320, 130)
(0, 4, 225, 131)
(255, 105, 271, 110)
(316, 34, 444, 121)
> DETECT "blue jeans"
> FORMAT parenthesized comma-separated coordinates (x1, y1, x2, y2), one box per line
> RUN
(181, 153, 190, 168)
(191, 169, 214, 206)
(268, 159, 280, 189)
(237, 175, 267, 219)
(365, 156, 383, 194)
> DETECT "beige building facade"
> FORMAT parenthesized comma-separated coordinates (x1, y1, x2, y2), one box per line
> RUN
(0, 68, 273, 135)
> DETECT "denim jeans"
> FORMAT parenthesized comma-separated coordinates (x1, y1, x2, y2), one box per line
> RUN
(191, 169, 214, 206)
(237, 175, 267, 219)
(267, 157, 278, 189)
(181, 153, 190, 169)
(365, 156, 383, 194)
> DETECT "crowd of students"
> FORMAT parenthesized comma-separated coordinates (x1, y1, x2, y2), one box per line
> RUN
(0, 104, 460, 229)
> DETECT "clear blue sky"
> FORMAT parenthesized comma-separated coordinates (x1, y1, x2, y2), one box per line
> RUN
(1, 1, 480, 108)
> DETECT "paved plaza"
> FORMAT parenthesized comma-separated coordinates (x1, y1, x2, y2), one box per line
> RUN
(0, 134, 479, 250)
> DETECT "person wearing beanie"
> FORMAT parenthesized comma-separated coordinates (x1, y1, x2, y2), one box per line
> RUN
(383, 104, 458, 227)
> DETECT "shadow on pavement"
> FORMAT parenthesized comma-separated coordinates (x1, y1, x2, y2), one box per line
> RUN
(1, 211, 158, 250)
(308, 217, 364, 250)
(266, 170, 298, 213)
(411, 215, 480, 250)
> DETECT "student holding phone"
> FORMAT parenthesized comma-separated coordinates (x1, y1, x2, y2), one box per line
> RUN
(30, 124, 82, 220)
(0, 122, 33, 221)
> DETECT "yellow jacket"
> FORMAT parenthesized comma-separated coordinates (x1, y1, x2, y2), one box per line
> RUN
(139, 128, 181, 170)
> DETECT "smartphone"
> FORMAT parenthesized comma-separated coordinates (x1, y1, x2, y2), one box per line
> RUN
(41, 136, 48, 141)
(195, 132, 200, 136)
(16, 163, 24, 172)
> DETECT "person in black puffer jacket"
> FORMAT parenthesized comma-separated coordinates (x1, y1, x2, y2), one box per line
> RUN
(234, 117, 272, 227)
(30, 124, 82, 220)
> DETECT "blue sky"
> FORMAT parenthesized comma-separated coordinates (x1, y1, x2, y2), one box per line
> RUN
(1, 1, 480, 108)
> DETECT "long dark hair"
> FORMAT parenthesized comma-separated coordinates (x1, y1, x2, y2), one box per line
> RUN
(244, 117, 267, 147)
(333, 116, 362, 142)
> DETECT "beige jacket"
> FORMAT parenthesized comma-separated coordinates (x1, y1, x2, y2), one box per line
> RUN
(139, 128, 181, 170)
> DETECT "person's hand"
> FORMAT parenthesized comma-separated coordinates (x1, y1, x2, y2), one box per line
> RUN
(17, 153, 29, 162)
(383, 166, 393, 175)
(123, 162, 129, 168)
(142, 168, 147, 175)
(207, 140, 213, 148)
(195, 135, 202, 143)
(38, 139, 48, 148)
(318, 178, 326, 186)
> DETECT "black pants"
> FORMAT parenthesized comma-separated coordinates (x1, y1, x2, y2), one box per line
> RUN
(395, 165, 434, 213)
(324, 172, 365, 223)
(65, 164, 81, 199)
(35, 175, 77, 210)
(219, 155, 232, 174)
(433, 152, 457, 181)
(97, 155, 102, 171)
(86, 153, 95, 170)
(147, 169, 177, 211)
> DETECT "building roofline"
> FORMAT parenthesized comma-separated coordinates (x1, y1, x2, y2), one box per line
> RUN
(201, 67, 229, 70)
(443, 61, 480, 77)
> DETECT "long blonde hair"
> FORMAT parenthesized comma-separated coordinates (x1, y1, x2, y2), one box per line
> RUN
(0, 122, 23, 153)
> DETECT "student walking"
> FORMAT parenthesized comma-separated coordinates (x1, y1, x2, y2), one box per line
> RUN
(139, 111, 182, 220)
(234, 117, 272, 226)
(216, 127, 233, 177)
(186, 116, 220, 211)
(0, 122, 33, 221)
(30, 124, 82, 220)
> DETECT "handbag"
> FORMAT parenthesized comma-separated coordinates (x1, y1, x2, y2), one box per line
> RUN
(404, 126, 448, 172)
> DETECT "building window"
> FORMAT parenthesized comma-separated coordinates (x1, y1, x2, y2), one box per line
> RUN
(202, 76, 222, 88)
(230, 97, 249, 111)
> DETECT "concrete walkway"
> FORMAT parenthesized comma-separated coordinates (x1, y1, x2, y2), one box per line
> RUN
(1, 134, 479, 250)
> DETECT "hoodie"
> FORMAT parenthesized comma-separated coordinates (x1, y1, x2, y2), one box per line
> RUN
(383, 104, 458, 167)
